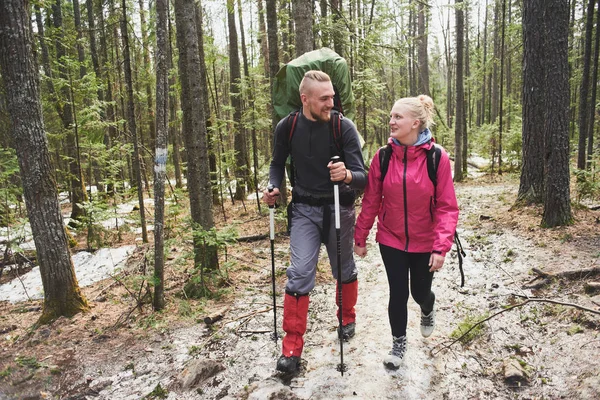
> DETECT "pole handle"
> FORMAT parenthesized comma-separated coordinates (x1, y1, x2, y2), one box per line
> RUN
(330, 157, 341, 229)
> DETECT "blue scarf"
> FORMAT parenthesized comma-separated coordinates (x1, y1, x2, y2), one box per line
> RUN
(392, 128, 432, 147)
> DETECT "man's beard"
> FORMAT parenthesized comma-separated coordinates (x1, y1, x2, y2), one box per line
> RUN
(310, 108, 331, 123)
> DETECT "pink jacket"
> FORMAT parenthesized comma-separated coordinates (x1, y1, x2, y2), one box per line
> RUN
(354, 139, 459, 256)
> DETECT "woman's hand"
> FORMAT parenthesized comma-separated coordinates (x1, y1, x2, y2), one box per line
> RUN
(354, 245, 367, 258)
(429, 253, 445, 272)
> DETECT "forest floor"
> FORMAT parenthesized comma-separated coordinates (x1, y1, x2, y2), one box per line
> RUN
(1, 173, 600, 400)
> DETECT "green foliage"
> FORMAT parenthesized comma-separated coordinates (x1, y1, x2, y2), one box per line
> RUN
(15, 355, 40, 369)
(0, 366, 12, 378)
(574, 168, 600, 203)
(0, 148, 22, 227)
(145, 383, 168, 399)
(450, 312, 489, 344)
(567, 324, 584, 335)
(78, 198, 112, 250)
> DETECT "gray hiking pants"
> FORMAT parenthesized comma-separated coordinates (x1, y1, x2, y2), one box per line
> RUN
(286, 202, 358, 295)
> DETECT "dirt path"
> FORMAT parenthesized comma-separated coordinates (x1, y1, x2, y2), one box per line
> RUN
(1, 177, 599, 399)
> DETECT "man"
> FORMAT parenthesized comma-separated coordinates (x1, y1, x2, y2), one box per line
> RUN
(263, 70, 367, 373)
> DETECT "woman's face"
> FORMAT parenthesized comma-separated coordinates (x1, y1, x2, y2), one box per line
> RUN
(389, 104, 420, 144)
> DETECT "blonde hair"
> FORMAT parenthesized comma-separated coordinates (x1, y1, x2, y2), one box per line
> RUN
(393, 94, 436, 130)
(299, 70, 331, 95)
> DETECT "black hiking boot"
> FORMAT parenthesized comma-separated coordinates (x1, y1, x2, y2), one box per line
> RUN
(337, 322, 356, 341)
(383, 335, 407, 370)
(276, 355, 301, 374)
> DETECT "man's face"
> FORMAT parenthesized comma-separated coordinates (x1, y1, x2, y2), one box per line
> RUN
(301, 81, 335, 122)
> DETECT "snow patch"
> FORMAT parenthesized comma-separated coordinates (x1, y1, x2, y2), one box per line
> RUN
(0, 245, 136, 303)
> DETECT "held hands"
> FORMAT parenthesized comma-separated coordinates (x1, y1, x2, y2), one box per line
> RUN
(262, 187, 280, 206)
(429, 253, 445, 272)
(354, 245, 367, 258)
(327, 160, 351, 183)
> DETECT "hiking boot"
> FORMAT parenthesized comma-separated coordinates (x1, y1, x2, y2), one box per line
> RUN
(337, 322, 356, 341)
(420, 307, 436, 338)
(383, 336, 407, 370)
(276, 355, 301, 374)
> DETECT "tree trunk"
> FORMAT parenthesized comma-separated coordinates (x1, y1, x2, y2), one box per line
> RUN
(331, 0, 345, 57)
(517, 0, 546, 205)
(153, 0, 169, 311)
(463, 2, 470, 174)
(168, 11, 183, 189)
(257, 0, 270, 78)
(121, 0, 148, 243)
(71, 0, 87, 79)
(174, 0, 218, 275)
(417, 0, 429, 95)
(320, 0, 329, 47)
(0, 0, 89, 324)
(266, 0, 287, 205)
(481, 0, 488, 125)
(139, 0, 156, 152)
(577, 0, 596, 169)
(498, 0, 506, 174)
(293, 0, 314, 56)
(454, 0, 465, 182)
(542, 0, 572, 227)
(227, 0, 248, 201)
(587, 1, 600, 169)
(52, 0, 88, 225)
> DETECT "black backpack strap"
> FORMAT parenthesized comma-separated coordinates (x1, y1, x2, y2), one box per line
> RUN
(378, 144, 392, 182)
(286, 110, 300, 187)
(426, 143, 442, 203)
(330, 111, 344, 156)
(454, 231, 466, 287)
(287, 110, 300, 147)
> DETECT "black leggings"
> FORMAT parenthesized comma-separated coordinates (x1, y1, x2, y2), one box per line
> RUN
(379, 244, 435, 338)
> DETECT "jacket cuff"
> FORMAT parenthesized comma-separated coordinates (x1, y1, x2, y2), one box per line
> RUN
(432, 250, 446, 257)
(355, 239, 366, 247)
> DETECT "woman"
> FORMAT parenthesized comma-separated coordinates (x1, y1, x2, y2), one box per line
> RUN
(354, 95, 459, 370)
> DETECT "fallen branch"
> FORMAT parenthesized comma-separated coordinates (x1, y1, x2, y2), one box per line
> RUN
(532, 266, 600, 280)
(203, 306, 231, 325)
(431, 297, 600, 356)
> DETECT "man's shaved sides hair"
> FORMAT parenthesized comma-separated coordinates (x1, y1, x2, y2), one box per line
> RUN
(299, 70, 332, 95)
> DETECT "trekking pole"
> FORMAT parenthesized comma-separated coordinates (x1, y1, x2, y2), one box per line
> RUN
(331, 156, 347, 375)
(267, 184, 278, 342)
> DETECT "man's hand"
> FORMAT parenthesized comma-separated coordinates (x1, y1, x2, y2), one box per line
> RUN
(328, 160, 351, 183)
(354, 245, 367, 258)
(429, 253, 445, 272)
(262, 187, 280, 206)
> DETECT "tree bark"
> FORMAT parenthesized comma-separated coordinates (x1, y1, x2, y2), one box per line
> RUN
(266, 0, 288, 205)
(227, 0, 248, 201)
(517, 0, 546, 205)
(454, 0, 465, 182)
(121, 0, 148, 243)
(542, 0, 572, 228)
(586, 0, 600, 170)
(138, 0, 156, 152)
(153, 0, 169, 311)
(52, 0, 88, 224)
(331, 0, 345, 57)
(577, 0, 596, 169)
(174, 0, 218, 274)
(417, 0, 429, 96)
(293, 0, 314, 56)
(0, 0, 89, 324)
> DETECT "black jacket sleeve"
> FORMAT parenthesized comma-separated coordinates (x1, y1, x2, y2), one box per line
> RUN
(268, 117, 289, 189)
(341, 117, 367, 191)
